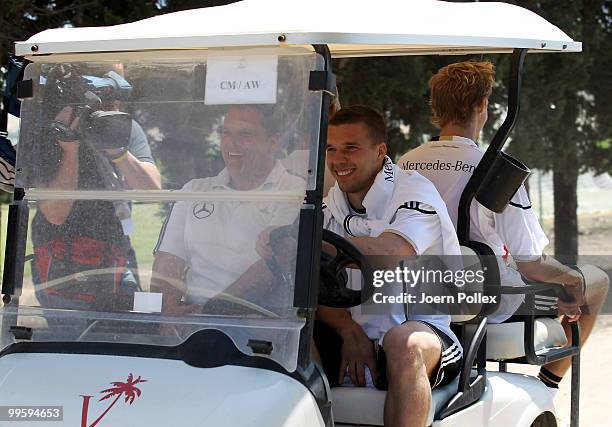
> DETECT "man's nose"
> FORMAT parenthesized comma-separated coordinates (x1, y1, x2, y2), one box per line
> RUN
(221, 134, 237, 148)
(327, 150, 348, 164)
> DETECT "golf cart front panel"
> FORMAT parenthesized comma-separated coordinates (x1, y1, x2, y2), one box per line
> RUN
(0, 352, 325, 427)
(1, 48, 325, 373)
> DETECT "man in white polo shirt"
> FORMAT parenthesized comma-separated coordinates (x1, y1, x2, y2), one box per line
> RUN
(152, 105, 304, 313)
(398, 60, 609, 390)
(317, 105, 462, 427)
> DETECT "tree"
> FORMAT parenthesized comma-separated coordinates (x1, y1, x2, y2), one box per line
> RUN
(335, 56, 437, 158)
(500, 0, 612, 263)
(1, 1, 161, 68)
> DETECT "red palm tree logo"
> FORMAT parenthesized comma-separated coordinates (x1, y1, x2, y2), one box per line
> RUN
(81, 373, 147, 427)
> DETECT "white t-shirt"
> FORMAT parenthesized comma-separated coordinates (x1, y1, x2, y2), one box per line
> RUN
(155, 161, 305, 302)
(323, 158, 461, 350)
(398, 136, 549, 322)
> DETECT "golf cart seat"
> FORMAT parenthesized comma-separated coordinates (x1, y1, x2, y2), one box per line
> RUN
(461, 241, 579, 368)
(331, 375, 461, 426)
(487, 318, 567, 360)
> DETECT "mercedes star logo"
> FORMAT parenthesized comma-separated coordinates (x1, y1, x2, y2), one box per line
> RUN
(193, 202, 215, 219)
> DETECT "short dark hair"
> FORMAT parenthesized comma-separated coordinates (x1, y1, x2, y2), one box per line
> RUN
(328, 105, 387, 144)
(224, 104, 279, 135)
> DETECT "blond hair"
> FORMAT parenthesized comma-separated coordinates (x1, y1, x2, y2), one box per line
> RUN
(429, 60, 495, 128)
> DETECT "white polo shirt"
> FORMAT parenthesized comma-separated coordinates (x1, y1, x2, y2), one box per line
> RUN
(155, 161, 305, 302)
(398, 136, 549, 322)
(323, 157, 461, 350)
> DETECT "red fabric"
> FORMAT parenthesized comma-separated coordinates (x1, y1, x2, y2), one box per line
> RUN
(502, 244, 509, 262)
(34, 236, 128, 299)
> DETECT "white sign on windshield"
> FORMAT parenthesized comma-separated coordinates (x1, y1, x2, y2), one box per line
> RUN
(205, 55, 278, 105)
(133, 292, 163, 313)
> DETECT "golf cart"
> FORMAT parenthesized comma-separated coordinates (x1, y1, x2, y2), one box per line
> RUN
(0, 0, 582, 426)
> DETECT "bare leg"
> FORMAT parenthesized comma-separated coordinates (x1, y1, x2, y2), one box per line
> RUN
(544, 264, 609, 377)
(383, 322, 443, 427)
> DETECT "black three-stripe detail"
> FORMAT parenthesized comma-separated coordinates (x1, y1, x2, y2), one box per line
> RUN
(397, 201, 436, 215)
(508, 201, 532, 210)
(344, 214, 356, 236)
(153, 203, 176, 254)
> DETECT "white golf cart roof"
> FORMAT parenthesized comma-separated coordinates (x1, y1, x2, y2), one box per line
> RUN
(15, 0, 581, 58)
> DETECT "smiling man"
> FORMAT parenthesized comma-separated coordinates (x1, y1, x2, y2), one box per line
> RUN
(152, 105, 304, 313)
(316, 106, 463, 427)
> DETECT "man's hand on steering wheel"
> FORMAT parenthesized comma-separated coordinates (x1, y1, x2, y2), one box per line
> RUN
(256, 225, 297, 288)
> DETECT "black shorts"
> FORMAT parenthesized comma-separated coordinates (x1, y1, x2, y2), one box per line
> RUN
(313, 320, 462, 390)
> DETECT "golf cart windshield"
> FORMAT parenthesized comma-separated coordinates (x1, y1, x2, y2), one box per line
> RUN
(0, 47, 323, 371)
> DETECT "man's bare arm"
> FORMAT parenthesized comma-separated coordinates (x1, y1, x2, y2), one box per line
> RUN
(516, 255, 583, 287)
(323, 232, 416, 269)
(317, 306, 378, 386)
(317, 306, 356, 336)
(112, 154, 161, 190)
(316, 232, 414, 385)
(350, 232, 415, 257)
(38, 142, 80, 225)
(38, 107, 82, 225)
(222, 258, 275, 301)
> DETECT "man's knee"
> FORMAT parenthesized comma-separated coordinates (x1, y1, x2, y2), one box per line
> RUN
(383, 323, 441, 374)
(579, 264, 609, 306)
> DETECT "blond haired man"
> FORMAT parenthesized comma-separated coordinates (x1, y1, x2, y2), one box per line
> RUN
(398, 60, 609, 391)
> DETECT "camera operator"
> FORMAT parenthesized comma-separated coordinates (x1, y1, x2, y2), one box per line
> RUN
(31, 65, 161, 321)
(39, 102, 161, 224)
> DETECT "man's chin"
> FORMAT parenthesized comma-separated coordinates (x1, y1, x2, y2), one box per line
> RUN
(336, 180, 356, 194)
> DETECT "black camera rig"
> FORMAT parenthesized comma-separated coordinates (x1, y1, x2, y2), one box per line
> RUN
(44, 64, 134, 150)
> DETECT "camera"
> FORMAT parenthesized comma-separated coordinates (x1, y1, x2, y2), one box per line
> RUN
(44, 64, 134, 150)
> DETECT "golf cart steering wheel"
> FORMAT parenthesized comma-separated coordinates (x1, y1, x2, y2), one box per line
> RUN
(319, 229, 375, 308)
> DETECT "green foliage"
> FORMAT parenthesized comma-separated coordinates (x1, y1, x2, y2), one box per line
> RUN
(0, 0, 161, 66)
(335, 54, 504, 160)
(496, 1, 612, 176)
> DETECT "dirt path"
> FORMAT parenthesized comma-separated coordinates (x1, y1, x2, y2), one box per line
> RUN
(554, 316, 612, 426)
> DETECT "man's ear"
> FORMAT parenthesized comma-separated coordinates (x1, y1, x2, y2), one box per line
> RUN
(476, 96, 488, 113)
(270, 134, 282, 152)
(378, 142, 388, 159)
